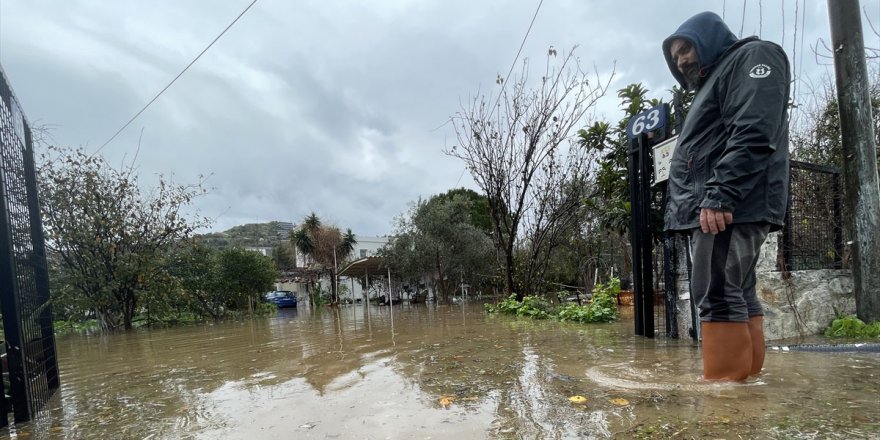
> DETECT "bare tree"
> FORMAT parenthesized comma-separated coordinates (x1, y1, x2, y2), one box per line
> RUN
(446, 47, 612, 299)
(292, 213, 356, 306)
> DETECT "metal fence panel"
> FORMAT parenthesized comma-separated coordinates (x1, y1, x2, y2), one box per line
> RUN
(0, 66, 60, 424)
(781, 161, 844, 271)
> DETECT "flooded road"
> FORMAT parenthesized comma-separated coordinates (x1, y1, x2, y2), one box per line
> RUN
(6, 303, 880, 439)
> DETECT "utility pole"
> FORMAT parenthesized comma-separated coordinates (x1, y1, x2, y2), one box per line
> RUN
(828, 0, 880, 322)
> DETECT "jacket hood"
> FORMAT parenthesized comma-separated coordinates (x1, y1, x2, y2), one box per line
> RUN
(663, 11, 738, 88)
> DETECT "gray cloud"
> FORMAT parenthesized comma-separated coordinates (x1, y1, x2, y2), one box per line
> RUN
(2, 0, 876, 235)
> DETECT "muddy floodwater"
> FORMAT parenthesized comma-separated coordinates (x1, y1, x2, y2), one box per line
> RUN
(5, 303, 880, 439)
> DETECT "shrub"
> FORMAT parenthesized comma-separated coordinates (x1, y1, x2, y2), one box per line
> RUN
(485, 294, 552, 319)
(825, 315, 880, 338)
(486, 278, 620, 324)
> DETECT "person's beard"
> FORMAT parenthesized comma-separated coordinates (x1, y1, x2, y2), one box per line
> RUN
(681, 63, 701, 90)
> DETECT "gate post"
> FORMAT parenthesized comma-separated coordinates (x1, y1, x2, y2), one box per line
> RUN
(627, 132, 654, 337)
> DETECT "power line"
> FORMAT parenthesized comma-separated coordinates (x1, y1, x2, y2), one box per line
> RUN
(454, 167, 467, 188)
(759, 0, 763, 37)
(456, 0, 545, 188)
(797, 0, 806, 106)
(740, 0, 747, 38)
(792, 0, 799, 103)
(94, 0, 258, 156)
(490, 0, 545, 116)
(781, 1, 785, 47)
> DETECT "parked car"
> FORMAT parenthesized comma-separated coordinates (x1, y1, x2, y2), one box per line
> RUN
(264, 290, 297, 308)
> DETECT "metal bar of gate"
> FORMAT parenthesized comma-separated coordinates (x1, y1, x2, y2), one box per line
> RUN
(628, 133, 655, 337)
(663, 232, 678, 338)
(627, 136, 644, 336)
(22, 121, 60, 392)
(638, 133, 654, 338)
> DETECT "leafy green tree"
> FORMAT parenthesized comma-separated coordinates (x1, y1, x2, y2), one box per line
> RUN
(38, 145, 209, 330)
(579, 83, 674, 234)
(437, 188, 493, 233)
(577, 83, 689, 289)
(215, 248, 277, 314)
(382, 191, 495, 304)
(167, 239, 225, 320)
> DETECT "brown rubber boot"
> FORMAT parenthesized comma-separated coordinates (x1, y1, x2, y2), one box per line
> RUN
(700, 321, 753, 381)
(748, 316, 765, 376)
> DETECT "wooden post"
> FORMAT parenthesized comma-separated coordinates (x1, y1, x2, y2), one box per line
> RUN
(828, 0, 880, 322)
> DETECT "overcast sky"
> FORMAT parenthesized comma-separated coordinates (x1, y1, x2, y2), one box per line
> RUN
(2, 1, 878, 236)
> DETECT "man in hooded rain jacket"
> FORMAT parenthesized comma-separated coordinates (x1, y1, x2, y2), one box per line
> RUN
(662, 12, 790, 381)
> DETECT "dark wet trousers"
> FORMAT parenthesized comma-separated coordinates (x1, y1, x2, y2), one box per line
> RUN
(690, 223, 771, 322)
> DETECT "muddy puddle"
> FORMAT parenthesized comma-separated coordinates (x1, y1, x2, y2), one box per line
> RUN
(3, 303, 879, 439)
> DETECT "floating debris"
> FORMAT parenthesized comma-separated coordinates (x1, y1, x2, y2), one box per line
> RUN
(568, 395, 588, 404)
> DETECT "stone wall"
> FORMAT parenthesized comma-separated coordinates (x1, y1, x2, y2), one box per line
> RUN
(757, 269, 854, 340)
(671, 233, 855, 341)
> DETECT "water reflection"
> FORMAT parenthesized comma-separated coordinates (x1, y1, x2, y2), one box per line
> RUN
(3, 303, 879, 439)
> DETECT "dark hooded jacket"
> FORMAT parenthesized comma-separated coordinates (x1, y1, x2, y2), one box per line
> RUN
(662, 12, 790, 232)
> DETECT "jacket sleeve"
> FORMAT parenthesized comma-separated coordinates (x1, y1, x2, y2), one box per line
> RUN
(700, 42, 791, 212)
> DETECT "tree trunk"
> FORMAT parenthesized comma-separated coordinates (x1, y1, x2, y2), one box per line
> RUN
(121, 289, 137, 331)
(505, 242, 520, 301)
(329, 269, 339, 306)
(95, 307, 117, 331)
(436, 252, 450, 304)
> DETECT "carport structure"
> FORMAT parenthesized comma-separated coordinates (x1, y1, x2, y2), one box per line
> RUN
(338, 256, 393, 303)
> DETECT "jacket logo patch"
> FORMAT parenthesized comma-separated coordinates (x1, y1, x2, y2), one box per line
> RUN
(749, 64, 771, 78)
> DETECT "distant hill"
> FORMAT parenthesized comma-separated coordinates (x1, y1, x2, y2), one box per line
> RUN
(197, 221, 294, 250)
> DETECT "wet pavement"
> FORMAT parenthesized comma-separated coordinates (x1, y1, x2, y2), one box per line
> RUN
(5, 302, 880, 439)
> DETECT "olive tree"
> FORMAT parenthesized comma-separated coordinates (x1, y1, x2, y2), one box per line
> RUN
(382, 190, 495, 304)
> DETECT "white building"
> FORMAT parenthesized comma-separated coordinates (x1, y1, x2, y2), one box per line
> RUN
(352, 235, 388, 259)
(339, 236, 389, 301)
(278, 235, 391, 302)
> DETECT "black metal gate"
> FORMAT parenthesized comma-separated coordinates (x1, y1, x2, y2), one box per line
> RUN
(626, 103, 679, 338)
(0, 65, 60, 425)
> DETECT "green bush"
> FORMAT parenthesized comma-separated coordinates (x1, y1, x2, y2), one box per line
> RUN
(825, 315, 880, 338)
(485, 294, 552, 319)
(556, 278, 620, 323)
(485, 278, 620, 324)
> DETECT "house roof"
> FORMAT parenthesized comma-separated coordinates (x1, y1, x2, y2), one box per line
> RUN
(337, 256, 390, 278)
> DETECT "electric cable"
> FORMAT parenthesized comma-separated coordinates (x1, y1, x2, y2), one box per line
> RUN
(489, 0, 545, 118)
(94, 0, 258, 156)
